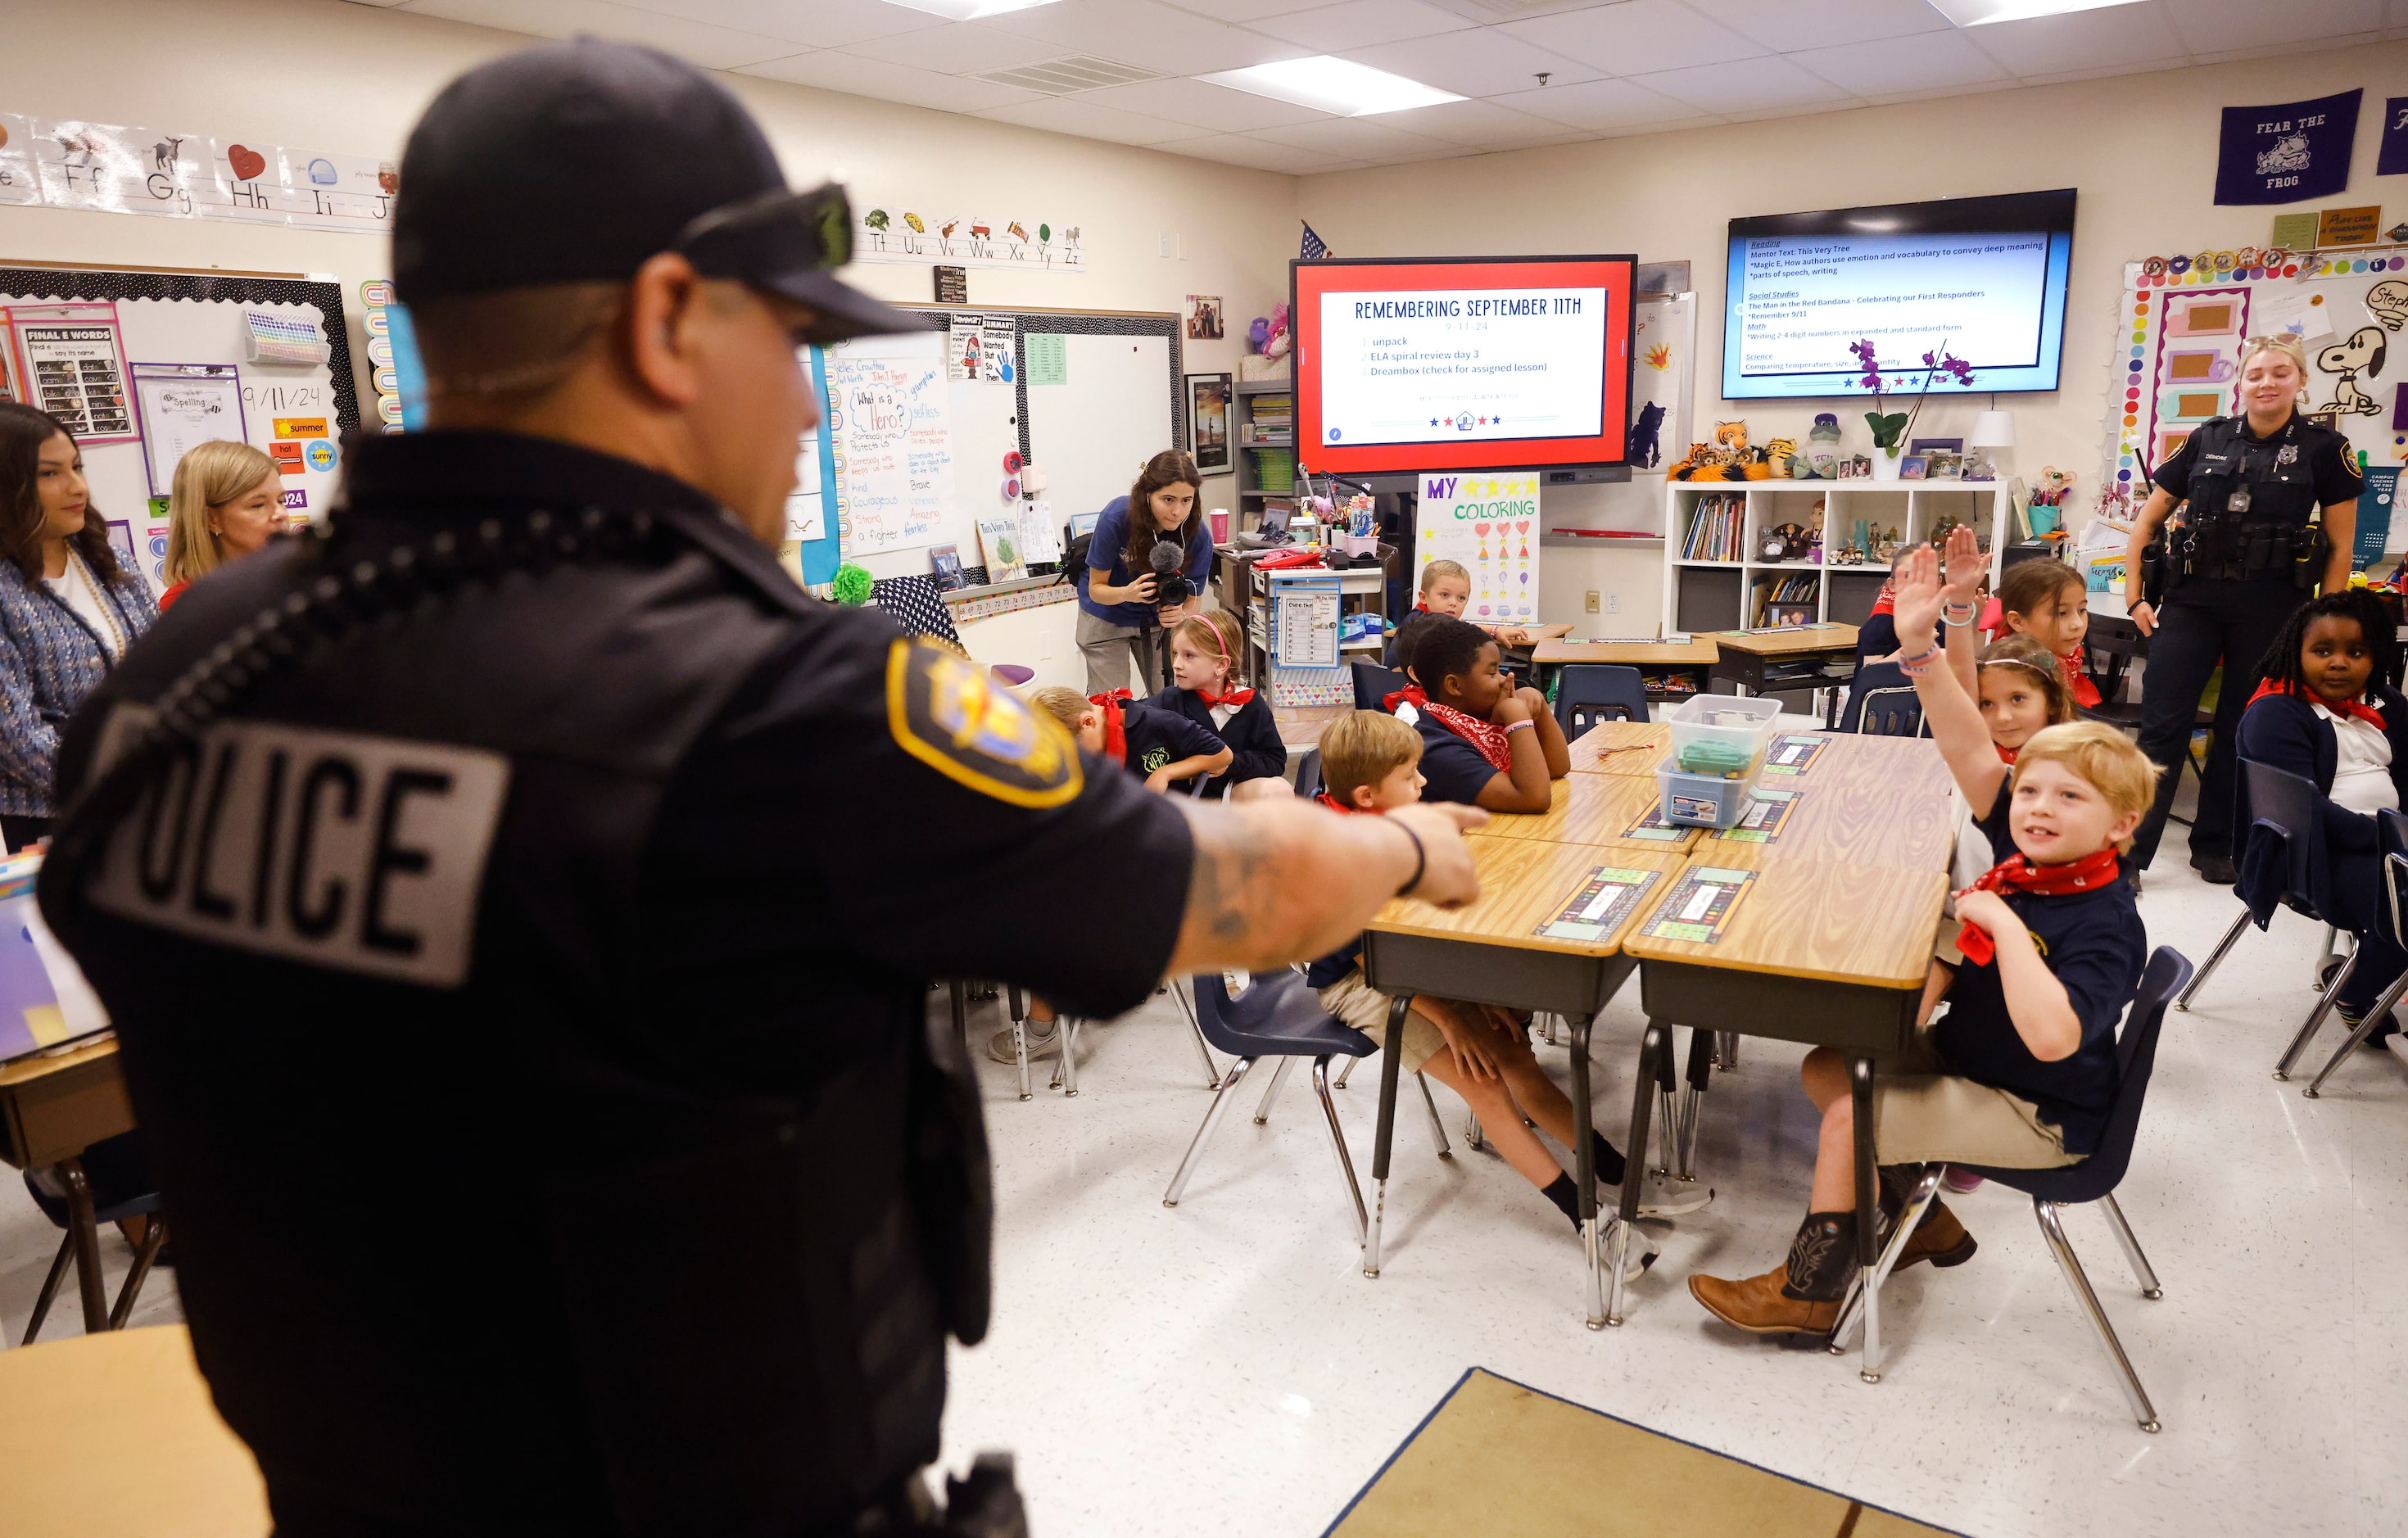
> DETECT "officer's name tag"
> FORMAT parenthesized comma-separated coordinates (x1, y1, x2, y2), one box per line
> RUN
(87, 706, 509, 988)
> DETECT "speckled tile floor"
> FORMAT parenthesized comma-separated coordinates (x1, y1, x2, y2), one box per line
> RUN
(1, 753, 2396, 1536)
(939, 767, 2408, 1537)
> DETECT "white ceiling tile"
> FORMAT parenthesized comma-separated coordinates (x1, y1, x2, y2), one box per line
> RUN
(1959, 3, 2185, 75)
(1245, 115, 1469, 158)
(1166, 133, 1364, 171)
(1374, 95, 1597, 146)
(1247, 0, 1476, 51)
(975, 94, 1215, 145)
(2189, 31, 2383, 64)
(838, 20, 1067, 72)
(1786, 29, 2009, 95)
(2019, 55, 2189, 85)
(2161, 0, 2380, 52)
(1075, 77, 1336, 129)
(1856, 76, 2021, 106)
(1626, 52, 1855, 111)
(1501, 0, 1768, 75)
(616, 0, 947, 47)
(1339, 29, 1603, 97)
(1160, 0, 1334, 20)
(1497, 75, 1715, 130)
(982, 0, 1309, 74)
(1685, 0, 1950, 52)
(736, 49, 1045, 111)
(400, 0, 801, 66)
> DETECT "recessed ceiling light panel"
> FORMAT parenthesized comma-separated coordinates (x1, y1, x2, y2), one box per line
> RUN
(1201, 57, 1464, 117)
(1928, 0, 2145, 25)
(886, 0, 1066, 20)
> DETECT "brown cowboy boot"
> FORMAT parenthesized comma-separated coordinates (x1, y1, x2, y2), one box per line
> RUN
(1878, 1165, 1978, 1271)
(1689, 1210, 1855, 1336)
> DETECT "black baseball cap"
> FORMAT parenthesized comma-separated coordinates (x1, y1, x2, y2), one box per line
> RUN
(392, 38, 925, 343)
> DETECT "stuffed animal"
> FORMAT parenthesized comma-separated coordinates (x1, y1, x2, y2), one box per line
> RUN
(1713, 420, 1749, 459)
(1668, 441, 1727, 482)
(1807, 412, 1842, 479)
(1247, 315, 1270, 353)
(1264, 302, 1292, 362)
(1762, 437, 1795, 477)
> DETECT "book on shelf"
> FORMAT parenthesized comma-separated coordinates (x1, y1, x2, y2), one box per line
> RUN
(1681, 492, 1747, 563)
(1749, 571, 1820, 627)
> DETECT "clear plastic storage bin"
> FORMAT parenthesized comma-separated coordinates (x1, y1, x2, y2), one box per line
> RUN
(1658, 764, 1754, 830)
(1666, 693, 1781, 780)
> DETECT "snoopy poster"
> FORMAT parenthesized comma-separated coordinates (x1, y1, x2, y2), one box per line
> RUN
(1417, 473, 1541, 623)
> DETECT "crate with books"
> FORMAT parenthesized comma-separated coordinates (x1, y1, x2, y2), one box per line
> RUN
(1750, 570, 1820, 627)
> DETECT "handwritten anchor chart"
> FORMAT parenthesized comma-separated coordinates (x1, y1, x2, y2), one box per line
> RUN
(1417, 472, 1541, 622)
(824, 329, 958, 558)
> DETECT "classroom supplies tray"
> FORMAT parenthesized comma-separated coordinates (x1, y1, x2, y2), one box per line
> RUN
(1666, 694, 1781, 780)
(1657, 763, 1757, 830)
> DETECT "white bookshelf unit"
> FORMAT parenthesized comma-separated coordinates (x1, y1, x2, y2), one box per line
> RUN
(1661, 480, 2012, 636)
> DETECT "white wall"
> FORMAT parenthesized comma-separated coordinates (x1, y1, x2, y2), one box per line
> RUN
(1303, 38, 2408, 631)
(0, 0, 1300, 668)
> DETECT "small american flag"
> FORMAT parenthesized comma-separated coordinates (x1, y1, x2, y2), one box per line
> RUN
(1300, 223, 1329, 260)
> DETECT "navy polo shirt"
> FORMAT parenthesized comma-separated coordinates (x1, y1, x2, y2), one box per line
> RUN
(1117, 698, 1224, 780)
(1076, 497, 1215, 628)
(1410, 710, 1503, 807)
(1935, 785, 2146, 1156)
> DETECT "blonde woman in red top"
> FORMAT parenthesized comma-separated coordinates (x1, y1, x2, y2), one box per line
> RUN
(161, 439, 284, 609)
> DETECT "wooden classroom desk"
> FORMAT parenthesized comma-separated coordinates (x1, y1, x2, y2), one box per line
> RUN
(1710, 624, 1859, 728)
(0, 1037, 139, 1337)
(1564, 720, 1671, 777)
(1695, 739, 1956, 871)
(0, 1325, 269, 1537)
(1361, 839, 1692, 1323)
(1618, 844, 1946, 1377)
(1475, 773, 1702, 854)
(1532, 636, 1719, 669)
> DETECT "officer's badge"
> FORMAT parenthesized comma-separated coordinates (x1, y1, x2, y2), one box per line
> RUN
(887, 640, 1080, 807)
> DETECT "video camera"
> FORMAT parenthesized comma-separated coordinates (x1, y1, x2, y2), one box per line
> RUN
(1147, 534, 1191, 608)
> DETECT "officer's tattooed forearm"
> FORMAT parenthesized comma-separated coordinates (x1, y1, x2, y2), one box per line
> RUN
(1167, 802, 1413, 975)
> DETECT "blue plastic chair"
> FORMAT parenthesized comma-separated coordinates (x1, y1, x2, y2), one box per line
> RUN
(1163, 971, 1451, 1246)
(2179, 759, 2359, 1080)
(20, 1174, 166, 1342)
(1291, 747, 1323, 798)
(1838, 661, 1925, 736)
(2303, 806, 2408, 1097)
(1552, 664, 1649, 740)
(1352, 660, 1408, 712)
(1836, 946, 2191, 1429)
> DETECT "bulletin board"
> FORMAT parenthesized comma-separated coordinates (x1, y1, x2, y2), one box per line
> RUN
(2105, 245, 2408, 548)
(816, 304, 1181, 586)
(0, 264, 358, 590)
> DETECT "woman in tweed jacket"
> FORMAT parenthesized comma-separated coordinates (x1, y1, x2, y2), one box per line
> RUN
(0, 401, 156, 851)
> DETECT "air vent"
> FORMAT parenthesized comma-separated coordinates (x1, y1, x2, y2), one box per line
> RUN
(976, 55, 1160, 95)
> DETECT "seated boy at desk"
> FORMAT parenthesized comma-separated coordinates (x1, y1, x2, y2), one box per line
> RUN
(1387, 560, 1532, 665)
(1030, 686, 1232, 793)
(1387, 617, 1569, 814)
(1689, 545, 2153, 1335)
(1307, 709, 1659, 1272)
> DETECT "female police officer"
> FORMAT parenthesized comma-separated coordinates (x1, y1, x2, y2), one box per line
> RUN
(34, 41, 1482, 1538)
(2122, 332, 2359, 882)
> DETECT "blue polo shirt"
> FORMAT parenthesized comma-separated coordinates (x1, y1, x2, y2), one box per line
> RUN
(1410, 710, 1504, 807)
(1076, 496, 1215, 627)
(1933, 785, 2146, 1156)
(1116, 698, 1224, 780)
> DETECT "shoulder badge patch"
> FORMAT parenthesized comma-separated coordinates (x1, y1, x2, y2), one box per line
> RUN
(887, 640, 1081, 808)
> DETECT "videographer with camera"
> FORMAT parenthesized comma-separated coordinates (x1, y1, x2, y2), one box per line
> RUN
(1075, 450, 1215, 694)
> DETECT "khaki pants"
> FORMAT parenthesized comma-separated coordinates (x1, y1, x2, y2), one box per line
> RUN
(1869, 1027, 2084, 1169)
(1317, 969, 1447, 1075)
(1076, 610, 1163, 696)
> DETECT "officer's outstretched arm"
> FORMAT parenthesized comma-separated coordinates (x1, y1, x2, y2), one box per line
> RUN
(1166, 799, 1487, 975)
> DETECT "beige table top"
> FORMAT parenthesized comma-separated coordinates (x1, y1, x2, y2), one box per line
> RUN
(1532, 636, 1718, 667)
(1623, 842, 1944, 988)
(1474, 773, 1703, 853)
(0, 1325, 269, 1538)
(1693, 734, 1956, 870)
(1564, 721, 1672, 777)
(1369, 838, 1692, 959)
(1713, 622, 1859, 656)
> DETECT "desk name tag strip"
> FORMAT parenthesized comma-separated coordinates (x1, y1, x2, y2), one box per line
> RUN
(1641, 866, 1758, 944)
(1710, 786, 1801, 844)
(1758, 734, 1830, 778)
(1620, 802, 1691, 842)
(1537, 865, 1664, 943)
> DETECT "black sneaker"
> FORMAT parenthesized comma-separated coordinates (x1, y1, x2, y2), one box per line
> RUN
(2190, 851, 2238, 884)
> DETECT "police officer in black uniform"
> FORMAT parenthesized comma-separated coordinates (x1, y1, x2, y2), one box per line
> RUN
(34, 42, 1482, 1537)
(2123, 332, 2359, 883)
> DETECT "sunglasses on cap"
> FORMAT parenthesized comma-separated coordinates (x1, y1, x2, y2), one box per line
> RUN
(673, 181, 852, 273)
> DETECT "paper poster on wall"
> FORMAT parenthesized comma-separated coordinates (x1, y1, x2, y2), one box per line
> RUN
(825, 328, 957, 557)
(853, 207, 1083, 274)
(947, 316, 985, 382)
(11, 302, 135, 441)
(1025, 332, 1066, 386)
(129, 363, 246, 493)
(784, 418, 827, 543)
(1416, 471, 1541, 624)
(1, 113, 396, 234)
(979, 317, 1014, 383)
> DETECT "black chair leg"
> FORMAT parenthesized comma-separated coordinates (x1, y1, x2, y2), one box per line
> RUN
(22, 1233, 73, 1345)
(110, 1218, 167, 1329)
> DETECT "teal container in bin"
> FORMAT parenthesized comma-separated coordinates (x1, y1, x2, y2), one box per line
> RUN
(1658, 763, 1754, 830)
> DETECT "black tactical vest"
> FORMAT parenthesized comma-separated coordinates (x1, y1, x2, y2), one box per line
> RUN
(39, 434, 985, 1536)
(2170, 413, 2343, 586)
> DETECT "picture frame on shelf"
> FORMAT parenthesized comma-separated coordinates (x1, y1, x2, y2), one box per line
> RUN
(1924, 450, 1962, 480)
(1899, 455, 1929, 481)
(1908, 437, 1962, 457)
(1186, 372, 1233, 473)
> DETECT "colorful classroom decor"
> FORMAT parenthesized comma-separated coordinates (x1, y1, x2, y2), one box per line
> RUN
(0, 111, 396, 234)
(2214, 89, 2360, 205)
(1415, 471, 1541, 626)
(854, 206, 1084, 275)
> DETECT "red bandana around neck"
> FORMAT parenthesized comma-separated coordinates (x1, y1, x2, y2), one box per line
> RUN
(1196, 685, 1255, 709)
(1995, 743, 2018, 766)
(1870, 582, 1896, 618)
(1383, 685, 1514, 773)
(1315, 791, 1368, 815)
(1953, 846, 2121, 966)
(2062, 648, 2102, 709)
(1089, 690, 1131, 765)
(2247, 679, 2386, 731)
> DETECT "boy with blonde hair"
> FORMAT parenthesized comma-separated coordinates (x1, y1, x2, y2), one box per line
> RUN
(1409, 558, 1531, 645)
(1310, 710, 1672, 1273)
(1030, 684, 1230, 794)
(1691, 545, 2156, 1335)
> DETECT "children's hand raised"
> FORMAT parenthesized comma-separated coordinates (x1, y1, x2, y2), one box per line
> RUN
(1941, 525, 1983, 608)
(1891, 544, 1945, 647)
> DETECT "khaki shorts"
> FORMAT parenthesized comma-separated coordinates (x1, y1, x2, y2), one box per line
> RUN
(1869, 1028, 2083, 1169)
(1317, 969, 1446, 1075)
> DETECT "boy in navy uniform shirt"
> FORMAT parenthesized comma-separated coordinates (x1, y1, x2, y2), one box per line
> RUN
(1150, 610, 1289, 799)
(1691, 545, 2154, 1335)
(1387, 617, 1567, 814)
(1027, 686, 1229, 792)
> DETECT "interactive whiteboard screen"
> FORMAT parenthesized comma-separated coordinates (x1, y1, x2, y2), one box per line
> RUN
(1722, 189, 2075, 399)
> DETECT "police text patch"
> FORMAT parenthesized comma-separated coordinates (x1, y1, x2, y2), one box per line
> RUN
(885, 640, 1080, 808)
(86, 706, 509, 988)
